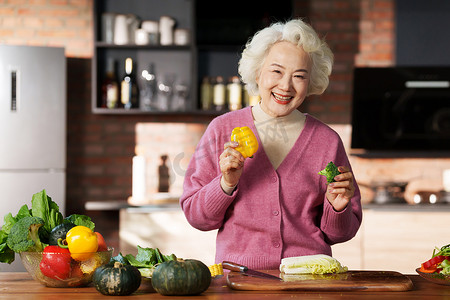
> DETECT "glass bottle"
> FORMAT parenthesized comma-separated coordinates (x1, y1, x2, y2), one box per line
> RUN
(200, 76, 212, 110)
(227, 76, 242, 111)
(213, 76, 226, 111)
(101, 57, 119, 109)
(121, 57, 139, 109)
(141, 63, 157, 111)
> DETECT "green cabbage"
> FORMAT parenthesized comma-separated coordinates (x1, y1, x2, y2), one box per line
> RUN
(280, 254, 348, 274)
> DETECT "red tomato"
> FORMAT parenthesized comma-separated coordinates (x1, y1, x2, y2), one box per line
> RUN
(95, 232, 108, 251)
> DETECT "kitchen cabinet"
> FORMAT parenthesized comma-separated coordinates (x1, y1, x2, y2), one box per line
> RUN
(332, 205, 450, 274)
(119, 205, 450, 273)
(92, 0, 293, 115)
(119, 206, 217, 265)
(92, 0, 196, 114)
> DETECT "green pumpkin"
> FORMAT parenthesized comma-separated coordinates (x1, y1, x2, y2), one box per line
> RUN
(93, 261, 141, 296)
(151, 259, 211, 296)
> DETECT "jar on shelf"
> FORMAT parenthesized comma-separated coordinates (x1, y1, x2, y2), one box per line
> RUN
(200, 76, 213, 110)
(213, 76, 226, 111)
(227, 76, 242, 111)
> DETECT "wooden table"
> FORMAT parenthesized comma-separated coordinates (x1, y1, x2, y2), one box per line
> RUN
(1, 272, 450, 299)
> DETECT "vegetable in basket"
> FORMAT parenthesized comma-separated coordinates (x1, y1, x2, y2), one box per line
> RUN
(58, 225, 98, 261)
(6, 216, 45, 253)
(0, 189, 99, 264)
(39, 245, 72, 280)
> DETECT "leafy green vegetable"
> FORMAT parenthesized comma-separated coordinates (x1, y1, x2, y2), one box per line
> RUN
(139, 268, 154, 277)
(0, 231, 14, 263)
(0, 205, 33, 263)
(318, 161, 341, 184)
(110, 253, 130, 265)
(6, 216, 45, 253)
(433, 244, 450, 257)
(31, 190, 64, 243)
(65, 214, 95, 231)
(0, 189, 96, 264)
(112, 246, 177, 277)
(1, 205, 31, 235)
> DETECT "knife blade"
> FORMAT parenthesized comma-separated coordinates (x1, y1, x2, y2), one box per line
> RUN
(222, 261, 282, 281)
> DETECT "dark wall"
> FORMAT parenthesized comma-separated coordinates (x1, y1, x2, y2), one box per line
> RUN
(396, 0, 450, 66)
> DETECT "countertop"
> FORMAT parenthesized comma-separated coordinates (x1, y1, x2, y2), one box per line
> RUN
(85, 200, 450, 212)
(1, 272, 450, 299)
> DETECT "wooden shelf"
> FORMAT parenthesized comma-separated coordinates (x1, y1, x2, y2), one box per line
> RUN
(92, 107, 225, 116)
(95, 42, 192, 51)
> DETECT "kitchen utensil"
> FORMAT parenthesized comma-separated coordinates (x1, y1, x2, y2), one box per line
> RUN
(126, 14, 139, 44)
(174, 28, 189, 45)
(135, 28, 149, 45)
(140, 63, 157, 111)
(101, 12, 116, 43)
(222, 261, 281, 281)
(227, 269, 413, 291)
(113, 14, 139, 45)
(113, 14, 128, 44)
(141, 20, 159, 45)
(159, 16, 175, 45)
(361, 181, 407, 204)
(171, 82, 188, 111)
(157, 73, 176, 111)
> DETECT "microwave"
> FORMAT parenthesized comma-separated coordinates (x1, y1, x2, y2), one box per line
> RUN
(351, 67, 450, 152)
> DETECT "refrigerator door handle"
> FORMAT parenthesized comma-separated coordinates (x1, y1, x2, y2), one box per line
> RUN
(9, 66, 19, 112)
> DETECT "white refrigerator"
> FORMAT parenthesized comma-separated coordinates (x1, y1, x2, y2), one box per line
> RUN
(0, 45, 66, 271)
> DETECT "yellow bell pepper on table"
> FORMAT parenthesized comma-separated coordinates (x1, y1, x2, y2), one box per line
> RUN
(58, 225, 98, 261)
(208, 263, 224, 278)
(230, 126, 259, 158)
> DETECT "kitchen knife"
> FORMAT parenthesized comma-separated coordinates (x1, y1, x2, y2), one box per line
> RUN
(222, 261, 282, 281)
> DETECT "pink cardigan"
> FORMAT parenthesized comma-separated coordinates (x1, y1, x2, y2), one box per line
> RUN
(180, 107, 362, 269)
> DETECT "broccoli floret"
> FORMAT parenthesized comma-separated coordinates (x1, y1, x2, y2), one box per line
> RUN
(318, 161, 341, 184)
(6, 216, 45, 252)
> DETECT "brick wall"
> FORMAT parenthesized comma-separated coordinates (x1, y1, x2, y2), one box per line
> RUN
(1, 0, 449, 218)
(0, 0, 93, 58)
(293, 0, 395, 123)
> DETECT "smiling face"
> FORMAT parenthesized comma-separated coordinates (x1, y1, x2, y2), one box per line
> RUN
(256, 41, 312, 117)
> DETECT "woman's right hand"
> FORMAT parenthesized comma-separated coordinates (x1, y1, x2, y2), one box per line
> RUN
(219, 141, 245, 188)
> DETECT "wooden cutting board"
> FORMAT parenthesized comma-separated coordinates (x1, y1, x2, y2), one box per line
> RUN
(227, 270, 414, 292)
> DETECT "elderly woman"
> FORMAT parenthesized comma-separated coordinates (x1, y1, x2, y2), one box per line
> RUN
(180, 19, 362, 269)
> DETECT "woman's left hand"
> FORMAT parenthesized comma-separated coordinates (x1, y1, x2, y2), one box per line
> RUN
(325, 166, 355, 211)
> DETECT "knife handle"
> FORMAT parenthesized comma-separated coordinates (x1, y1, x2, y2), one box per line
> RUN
(222, 261, 248, 272)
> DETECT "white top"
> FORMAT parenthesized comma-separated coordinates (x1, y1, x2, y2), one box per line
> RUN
(252, 102, 306, 169)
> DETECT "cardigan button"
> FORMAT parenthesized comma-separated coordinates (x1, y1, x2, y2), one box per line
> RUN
(272, 210, 279, 216)
(273, 242, 280, 248)
(271, 176, 277, 183)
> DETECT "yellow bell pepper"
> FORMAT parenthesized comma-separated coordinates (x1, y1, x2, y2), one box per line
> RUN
(209, 263, 224, 278)
(230, 126, 259, 158)
(65, 225, 98, 261)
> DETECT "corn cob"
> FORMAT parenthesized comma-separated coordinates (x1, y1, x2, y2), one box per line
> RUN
(208, 263, 223, 277)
